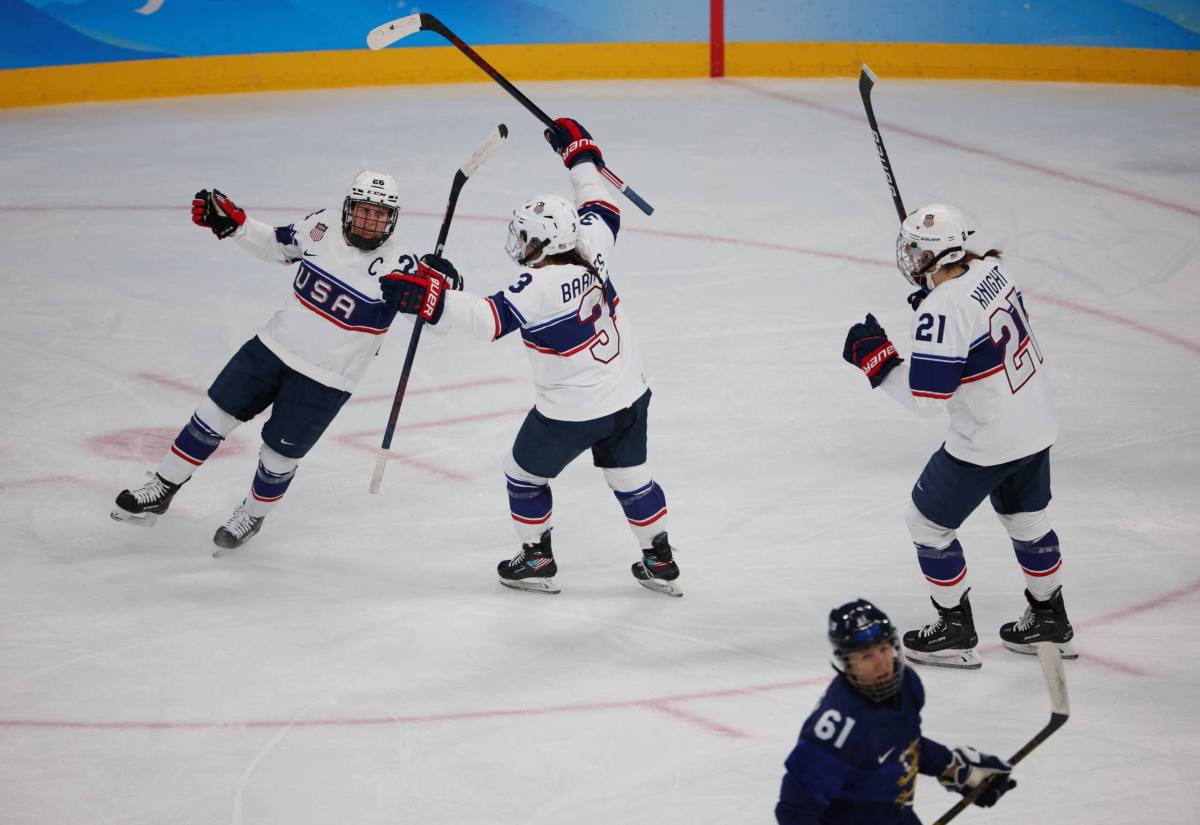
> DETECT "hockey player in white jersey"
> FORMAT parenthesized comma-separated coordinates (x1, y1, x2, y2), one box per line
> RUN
(842, 204, 1075, 668)
(380, 117, 680, 597)
(111, 171, 443, 551)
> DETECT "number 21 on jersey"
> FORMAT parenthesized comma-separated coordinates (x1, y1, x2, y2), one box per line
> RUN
(577, 285, 620, 363)
(990, 287, 1043, 393)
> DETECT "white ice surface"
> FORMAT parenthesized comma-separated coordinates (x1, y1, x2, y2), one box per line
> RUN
(1, 77, 1198, 824)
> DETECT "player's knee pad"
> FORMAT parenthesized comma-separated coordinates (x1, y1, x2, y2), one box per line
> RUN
(196, 395, 242, 437)
(259, 444, 299, 477)
(905, 500, 956, 548)
(602, 464, 652, 494)
(503, 452, 549, 488)
(996, 509, 1053, 542)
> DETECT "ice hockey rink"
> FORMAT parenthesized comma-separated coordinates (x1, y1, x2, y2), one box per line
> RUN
(1, 76, 1198, 824)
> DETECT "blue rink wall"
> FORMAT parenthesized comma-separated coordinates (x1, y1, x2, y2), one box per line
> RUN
(3, 0, 1198, 106)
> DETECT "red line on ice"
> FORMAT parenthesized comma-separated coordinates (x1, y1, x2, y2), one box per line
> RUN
(5, 582, 1193, 733)
(725, 79, 1200, 220)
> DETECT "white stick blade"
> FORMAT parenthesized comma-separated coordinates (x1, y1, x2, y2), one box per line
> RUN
(460, 124, 508, 178)
(861, 63, 878, 84)
(1036, 642, 1070, 717)
(369, 450, 388, 494)
(366, 14, 423, 50)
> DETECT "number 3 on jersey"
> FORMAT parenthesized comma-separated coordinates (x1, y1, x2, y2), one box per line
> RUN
(577, 285, 620, 363)
(990, 287, 1043, 393)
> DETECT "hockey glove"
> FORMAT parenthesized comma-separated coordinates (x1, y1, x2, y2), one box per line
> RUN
(939, 746, 1017, 808)
(419, 253, 463, 292)
(907, 287, 930, 311)
(381, 261, 450, 324)
(544, 117, 605, 169)
(843, 313, 903, 388)
(192, 189, 246, 240)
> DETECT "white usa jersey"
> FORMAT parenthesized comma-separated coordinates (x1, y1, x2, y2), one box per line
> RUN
(439, 164, 648, 422)
(232, 208, 419, 392)
(893, 258, 1057, 465)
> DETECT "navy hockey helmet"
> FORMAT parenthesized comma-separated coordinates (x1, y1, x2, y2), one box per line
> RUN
(342, 170, 400, 251)
(828, 599, 905, 702)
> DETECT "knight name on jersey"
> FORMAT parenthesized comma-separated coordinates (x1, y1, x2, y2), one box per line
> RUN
(292, 260, 395, 334)
(969, 266, 1009, 309)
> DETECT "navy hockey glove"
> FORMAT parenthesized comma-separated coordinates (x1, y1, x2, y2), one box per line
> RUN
(940, 746, 1017, 808)
(907, 287, 930, 311)
(419, 253, 463, 292)
(381, 261, 450, 324)
(843, 313, 903, 388)
(544, 117, 604, 169)
(192, 189, 246, 240)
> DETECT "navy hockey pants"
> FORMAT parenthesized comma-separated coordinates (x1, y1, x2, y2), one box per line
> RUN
(207, 336, 351, 460)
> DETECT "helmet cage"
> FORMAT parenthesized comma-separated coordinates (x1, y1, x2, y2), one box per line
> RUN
(829, 600, 905, 702)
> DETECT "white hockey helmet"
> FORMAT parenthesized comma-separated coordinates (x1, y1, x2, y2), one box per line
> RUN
(342, 170, 400, 251)
(896, 203, 973, 287)
(505, 194, 578, 266)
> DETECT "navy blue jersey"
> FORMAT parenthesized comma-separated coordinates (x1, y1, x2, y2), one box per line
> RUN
(776, 669, 954, 825)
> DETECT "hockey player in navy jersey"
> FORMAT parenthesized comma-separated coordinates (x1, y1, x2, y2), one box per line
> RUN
(842, 204, 1075, 669)
(381, 117, 680, 596)
(112, 171, 440, 551)
(776, 600, 1016, 824)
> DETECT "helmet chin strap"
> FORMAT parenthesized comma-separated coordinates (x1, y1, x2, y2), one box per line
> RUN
(915, 246, 963, 282)
(519, 237, 550, 266)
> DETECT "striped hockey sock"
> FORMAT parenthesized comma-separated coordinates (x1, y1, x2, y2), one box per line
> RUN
(1012, 530, 1063, 599)
(506, 473, 553, 545)
(916, 539, 969, 607)
(157, 412, 225, 484)
(613, 480, 668, 548)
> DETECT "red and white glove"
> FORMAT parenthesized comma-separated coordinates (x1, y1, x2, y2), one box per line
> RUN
(191, 189, 246, 239)
(543, 117, 604, 169)
(843, 313, 903, 388)
(381, 257, 454, 324)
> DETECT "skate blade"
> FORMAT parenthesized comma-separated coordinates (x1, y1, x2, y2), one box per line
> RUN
(499, 576, 560, 595)
(904, 647, 982, 670)
(1002, 640, 1078, 659)
(212, 544, 241, 558)
(110, 509, 158, 526)
(635, 577, 683, 598)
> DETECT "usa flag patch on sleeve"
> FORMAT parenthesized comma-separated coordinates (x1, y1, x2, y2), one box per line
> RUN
(310, 222, 327, 241)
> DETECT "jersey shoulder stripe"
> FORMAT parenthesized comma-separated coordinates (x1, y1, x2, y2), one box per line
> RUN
(486, 292, 528, 340)
(579, 199, 621, 238)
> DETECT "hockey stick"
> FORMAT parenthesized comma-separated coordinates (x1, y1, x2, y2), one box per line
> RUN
(932, 643, 1070, 824)
(369, 123, 509, 494)
(859, 65, 907, 224)
(366, 13, 654, 216)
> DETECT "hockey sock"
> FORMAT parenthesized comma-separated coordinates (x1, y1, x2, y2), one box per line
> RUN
(1012, 530, 1063, 599)
(504, 456, 553, 545)
(156, 396, 241, 485)
(604, 466, 668, 548)
(996, 511, 1063, 600)
(245, 445, 298, 518)
(916, 540, 969, 608)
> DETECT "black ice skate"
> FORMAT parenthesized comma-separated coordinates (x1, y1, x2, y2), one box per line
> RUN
(212, 500, 265, 556)
(111, 472, 186, 526)
(631, 532, 682, 598)
(498, 531, 560, 595)
(999, 587, 1078, 659)
(902, 590, 981, 670)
